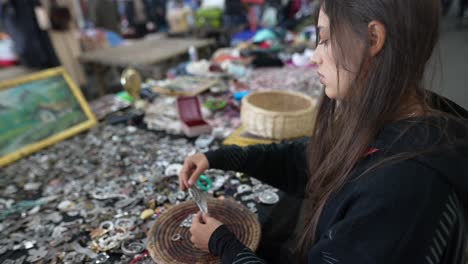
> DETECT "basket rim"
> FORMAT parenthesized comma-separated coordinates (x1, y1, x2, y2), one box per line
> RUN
(242, 90, 316, 116)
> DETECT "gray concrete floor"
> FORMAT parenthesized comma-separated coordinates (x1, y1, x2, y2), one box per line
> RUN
(428, 4, 468, 109)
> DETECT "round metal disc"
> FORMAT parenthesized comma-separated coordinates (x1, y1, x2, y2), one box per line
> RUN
(258, 190, 279, 205)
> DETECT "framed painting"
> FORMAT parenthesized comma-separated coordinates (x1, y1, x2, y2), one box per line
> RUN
(0, 67, 97, 167)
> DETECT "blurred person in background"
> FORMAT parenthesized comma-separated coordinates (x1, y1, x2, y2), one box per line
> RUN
(224, 0, 248, 30)
(0, 0, 59, 68)
(88, 0, 121, 34)
(126, 0, 149, 37)
(41, 0, 87, 86)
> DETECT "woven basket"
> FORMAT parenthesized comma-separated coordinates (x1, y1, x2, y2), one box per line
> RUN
(241, 90, 316, 140)
(147, 198, 261, 264)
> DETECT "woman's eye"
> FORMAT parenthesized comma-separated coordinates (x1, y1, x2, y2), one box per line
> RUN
(319, 40, 328, 46)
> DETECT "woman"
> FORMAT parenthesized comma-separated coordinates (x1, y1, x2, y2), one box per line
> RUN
(41, 0, 87, 86)
(179, 0, 468, 263)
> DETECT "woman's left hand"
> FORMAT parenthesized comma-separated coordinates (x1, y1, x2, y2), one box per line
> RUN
(190, 211, 223, 252)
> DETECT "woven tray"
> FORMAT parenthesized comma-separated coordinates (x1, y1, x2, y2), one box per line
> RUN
(147, 198, 261, 264)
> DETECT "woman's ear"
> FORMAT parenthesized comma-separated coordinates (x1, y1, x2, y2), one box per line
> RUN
(368, 20, 386, 56)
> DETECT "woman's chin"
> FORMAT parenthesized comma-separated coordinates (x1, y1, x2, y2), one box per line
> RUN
(324, 86, 337, 99)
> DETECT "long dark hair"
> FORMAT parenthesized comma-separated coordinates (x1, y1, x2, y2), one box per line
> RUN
(297, 0, 442, 260)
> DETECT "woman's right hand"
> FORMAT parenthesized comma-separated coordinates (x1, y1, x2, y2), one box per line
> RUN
(179, 153, 209, 191)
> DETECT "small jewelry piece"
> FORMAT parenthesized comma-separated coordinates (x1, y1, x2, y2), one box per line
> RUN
(121, 240, 145, 256)
(176, 191, 186, 200)
(113, 227, 130, 240)
(203, 99, 227, 111)
(99, 221, 114, 231)
(93, 253, 110, 264)
(240, 194, 256, 202)
(156, 194, 168, 205)
(171, 234, 182, 241)
(188, 187, 208, 213)
(115, 197, 139, 209)
(196, 175, 213, 191)
(23, 240, 35, 249)
(258, 190, 280, 205)
(246, 202, 256, 208)
(84, 211, 98, 223)
(98, 236, 119, 251)
(91, 189, 111, 200)
(179, 214, 195, 228)
(168, 193, 178, 204)
(115, 218, 134, 231)
(237, 184, 252, 194)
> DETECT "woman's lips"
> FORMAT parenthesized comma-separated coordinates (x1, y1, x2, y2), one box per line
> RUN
(318, 72, 326, 84)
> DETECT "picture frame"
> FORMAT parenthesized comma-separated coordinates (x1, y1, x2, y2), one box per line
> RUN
(152, 76, 219, 97)
(0, 67, 97, 167)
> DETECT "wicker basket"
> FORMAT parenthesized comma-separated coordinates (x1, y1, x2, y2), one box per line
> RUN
(241, 90, 316, 140)
(147, 198, 261, 264)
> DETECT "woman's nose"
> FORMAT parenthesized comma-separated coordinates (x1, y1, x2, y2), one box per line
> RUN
(311, 49, 322, 65)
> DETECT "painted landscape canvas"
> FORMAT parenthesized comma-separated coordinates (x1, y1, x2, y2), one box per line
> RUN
(0, 68, 96, 166)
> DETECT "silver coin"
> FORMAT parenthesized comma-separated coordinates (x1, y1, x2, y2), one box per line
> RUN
(258, 190, 280, 205)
